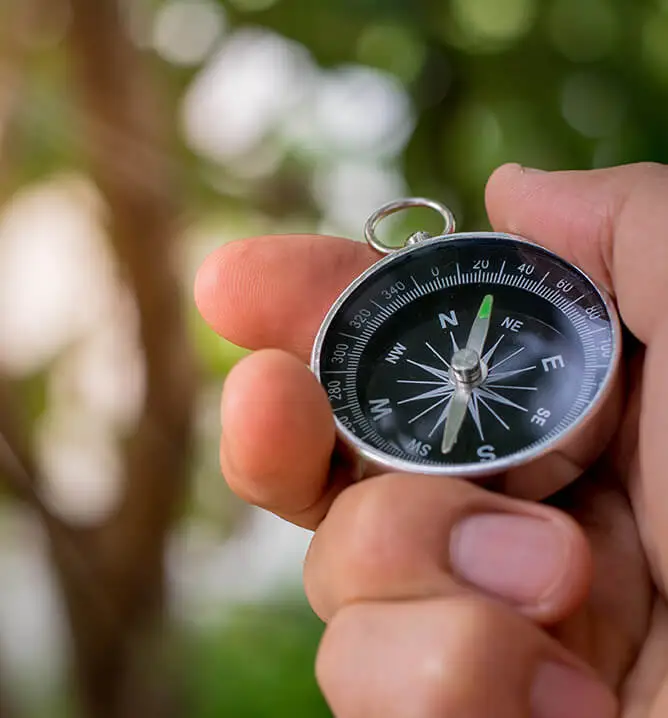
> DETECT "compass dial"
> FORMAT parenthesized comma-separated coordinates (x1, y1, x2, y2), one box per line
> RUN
(312, 234, 620, 476)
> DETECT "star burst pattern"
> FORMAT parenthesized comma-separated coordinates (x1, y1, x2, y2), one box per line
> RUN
(397, 337, 538, 440)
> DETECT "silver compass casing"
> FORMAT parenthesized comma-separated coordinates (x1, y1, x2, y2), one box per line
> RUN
(310, 231, 623, 501)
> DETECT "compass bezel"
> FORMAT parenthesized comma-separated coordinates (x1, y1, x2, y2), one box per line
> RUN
(311, 231, 623, 487)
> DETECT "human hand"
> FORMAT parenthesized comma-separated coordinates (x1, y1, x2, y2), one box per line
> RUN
(195, 162, 668, 717)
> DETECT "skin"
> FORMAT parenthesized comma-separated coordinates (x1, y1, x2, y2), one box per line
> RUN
(195, 162, 668, 717)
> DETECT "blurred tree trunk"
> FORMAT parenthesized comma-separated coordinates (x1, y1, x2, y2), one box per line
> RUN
(0, 673, 16, 718)
(45, 0, 197, 715)
(0, 0, 196, 713)
(0, 5, 38, 716)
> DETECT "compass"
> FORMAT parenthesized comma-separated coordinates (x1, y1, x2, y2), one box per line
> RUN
(311, 198, 623, 497)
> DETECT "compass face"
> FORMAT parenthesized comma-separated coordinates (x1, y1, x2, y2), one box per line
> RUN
(312, 234, 620, 475)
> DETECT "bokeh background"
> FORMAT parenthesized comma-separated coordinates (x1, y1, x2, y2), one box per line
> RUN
(0, 0, 666, 715)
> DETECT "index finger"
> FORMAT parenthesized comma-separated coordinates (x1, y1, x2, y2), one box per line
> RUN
(195, 234, 377, 361)
(485, 162, 668, 344)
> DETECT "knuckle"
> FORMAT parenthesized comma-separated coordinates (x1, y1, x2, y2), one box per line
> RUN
(613, 162, 668, 204)
(305, 474, 484, 608)
(315, 476, 424, 592)
(626, 160, 666, 177)
(314, 604, 367, 693)
(219, 439, 261, 505)
(330, 473, 474, 549)
(316, 598, 520, 716)
(220, 429, 279, 510)
(305, 481, 401, 608)
(439, 594, 505, 644)
(410, 598, 510, 713)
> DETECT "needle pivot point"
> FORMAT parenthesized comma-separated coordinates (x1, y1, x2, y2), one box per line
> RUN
(451, 348, 483, 385)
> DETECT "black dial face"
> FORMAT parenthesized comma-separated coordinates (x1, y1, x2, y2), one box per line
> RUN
(313, 235, 618, 472)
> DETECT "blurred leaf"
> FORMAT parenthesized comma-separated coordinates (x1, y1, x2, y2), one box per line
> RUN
(190, 308, 250, 377)
(15, 370, 49, 431)
(188, 599, 331, 718)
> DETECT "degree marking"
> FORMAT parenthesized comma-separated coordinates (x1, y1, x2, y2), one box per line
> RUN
(339, 332, 362, 342)
(330, 244, 612, 461)
(564, 294, 585, 310)
(334, 404, 355, 412)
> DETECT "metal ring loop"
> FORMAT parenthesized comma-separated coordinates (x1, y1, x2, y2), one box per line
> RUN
(364, 197, 456, 255)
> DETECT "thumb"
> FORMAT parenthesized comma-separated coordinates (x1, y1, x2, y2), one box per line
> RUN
(485, 162, 668, 344)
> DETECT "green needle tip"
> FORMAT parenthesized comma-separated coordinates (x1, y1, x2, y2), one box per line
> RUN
(478, 294, 494, 319)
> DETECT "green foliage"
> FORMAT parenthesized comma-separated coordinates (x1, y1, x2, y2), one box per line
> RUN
(187, 599, 331, 718)
(190, 307, 250, 377)
(215, 0, 668, 230)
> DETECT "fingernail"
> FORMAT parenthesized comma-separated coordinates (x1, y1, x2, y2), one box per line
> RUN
(531, 662, 617, 718)
(521, 165, 547, 174)
(450, 514, 568, 604)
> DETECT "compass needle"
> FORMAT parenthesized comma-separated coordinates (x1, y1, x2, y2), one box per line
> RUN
(441, 388, 470, 453)
(466, 294, 494, 357)
(439, 293, 494, 454)
(429, 396, 455, 437)
(312, 196, 621, 479)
